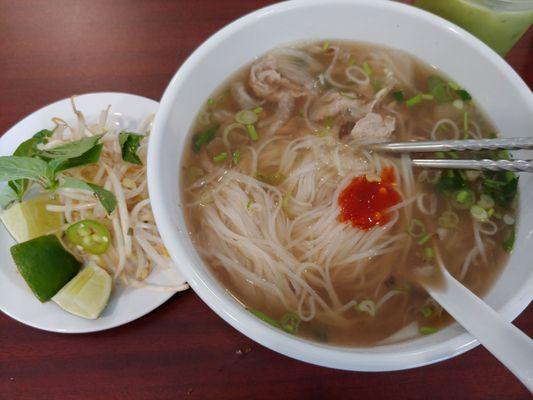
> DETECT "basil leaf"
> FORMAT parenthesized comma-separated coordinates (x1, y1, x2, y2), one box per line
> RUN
(9, 129, 54, 200)
(0, 185, 18, 210)
(0, 156, 50, 184)
(192, 126, 217, 154)
(39, 134, 103, 159)
(60, 176, 117, 214)
(48, 144, 103, 173)
(427, 76, 454, 103)
(119, 132, 144, 165)
(13, 129, 54, 158)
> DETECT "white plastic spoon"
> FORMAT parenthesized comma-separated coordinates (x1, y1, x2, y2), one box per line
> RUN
(419, 249, 533, 392)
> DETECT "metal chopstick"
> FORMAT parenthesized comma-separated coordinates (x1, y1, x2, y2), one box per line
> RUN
(411, 159, 533, 172)
(369, 137, 533, 153)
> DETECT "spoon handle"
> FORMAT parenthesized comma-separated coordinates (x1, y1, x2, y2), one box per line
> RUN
(425, 268, 533, 392)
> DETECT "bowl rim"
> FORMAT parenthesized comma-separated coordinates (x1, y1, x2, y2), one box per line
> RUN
(148, 0, 533, 371)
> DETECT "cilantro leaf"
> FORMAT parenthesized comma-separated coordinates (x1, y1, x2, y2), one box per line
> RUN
(435, 170, 466, 192)
(482, 171, 518, 209)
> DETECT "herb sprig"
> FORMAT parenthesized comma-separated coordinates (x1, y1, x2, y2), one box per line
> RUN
(0, 130, 116, 213)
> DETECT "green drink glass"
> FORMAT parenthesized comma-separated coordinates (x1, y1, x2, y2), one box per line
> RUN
(414, 0, 533, 56)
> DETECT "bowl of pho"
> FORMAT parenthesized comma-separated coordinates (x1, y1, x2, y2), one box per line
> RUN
(148, 0, 533, 371)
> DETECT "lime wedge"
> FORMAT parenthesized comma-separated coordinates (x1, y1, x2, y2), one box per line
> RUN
(10, 234, 81, 302)
(52, 262, 112, 319)
(1, 195, 63, 242)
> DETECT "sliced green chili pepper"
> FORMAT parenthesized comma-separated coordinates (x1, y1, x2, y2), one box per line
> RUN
(66, 219, 111, 255)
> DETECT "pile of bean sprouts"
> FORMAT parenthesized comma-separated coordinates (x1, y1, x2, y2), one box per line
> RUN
(45, 98, 188, 292)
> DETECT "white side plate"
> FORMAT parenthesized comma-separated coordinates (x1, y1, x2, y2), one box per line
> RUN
(0, 92, 185, 333)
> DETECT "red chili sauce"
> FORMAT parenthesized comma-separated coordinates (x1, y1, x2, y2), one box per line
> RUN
(338, 167, 401, 230)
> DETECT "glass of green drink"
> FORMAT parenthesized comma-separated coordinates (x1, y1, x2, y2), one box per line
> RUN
(414, 0, 533, 56)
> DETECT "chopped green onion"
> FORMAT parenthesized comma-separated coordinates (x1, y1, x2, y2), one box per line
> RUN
(192, 125, 217, 154)
(477, 194, 495, 210)
(362, 61, 372, 76)
(470, 205, 489, 222)
(427, 76, 454, 103)
(298, 107, 305, 117)
(503, 214, 515, 225)
(252, 106, 263, 114)
(236, 110, 258, 125)
(256, 171, 285, 186)
(452, 189, 475, 209)
(408, 219, 426, 238)
(503, 229, 515, 252)
(247, 124, 259, 141)
(323, 116, 335, 129)
(420, 306, 433, 318)
(452, 99, 464, 109)
(419, 326, 438, 335)
(421, 94, 434, 100)
(279, 312, 301, 334)
(456, 89, 472, 101)
(448, 151, 460, 159)
(249, 309, 281, 328)
(281, 194, 290, 212)
(356, 300, 376, 317)
(424, 247, 434, 259)
(448, 81, 460, 90)
(348, 57, 357, 66)
(487, 208, 495, 217)
(232, 151, 241, 164)
(322, 41, 330, 51)
(497, 149, 510, 160)
(207, 98, 216, 106)
(405, 94, 423, 107)
(417, 233, 432, 245)
(186, 166, 204, 183)
(246, 199, 254, 209)
(213, 152, 227, 163)
(438, 211, 459, 229)
(340, 91, 357, 100)
(463, 111, 469, 132)
(393, 90, 405, 102)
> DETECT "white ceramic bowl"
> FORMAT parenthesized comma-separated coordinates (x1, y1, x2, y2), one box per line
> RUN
(148, 0, 533, 371)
